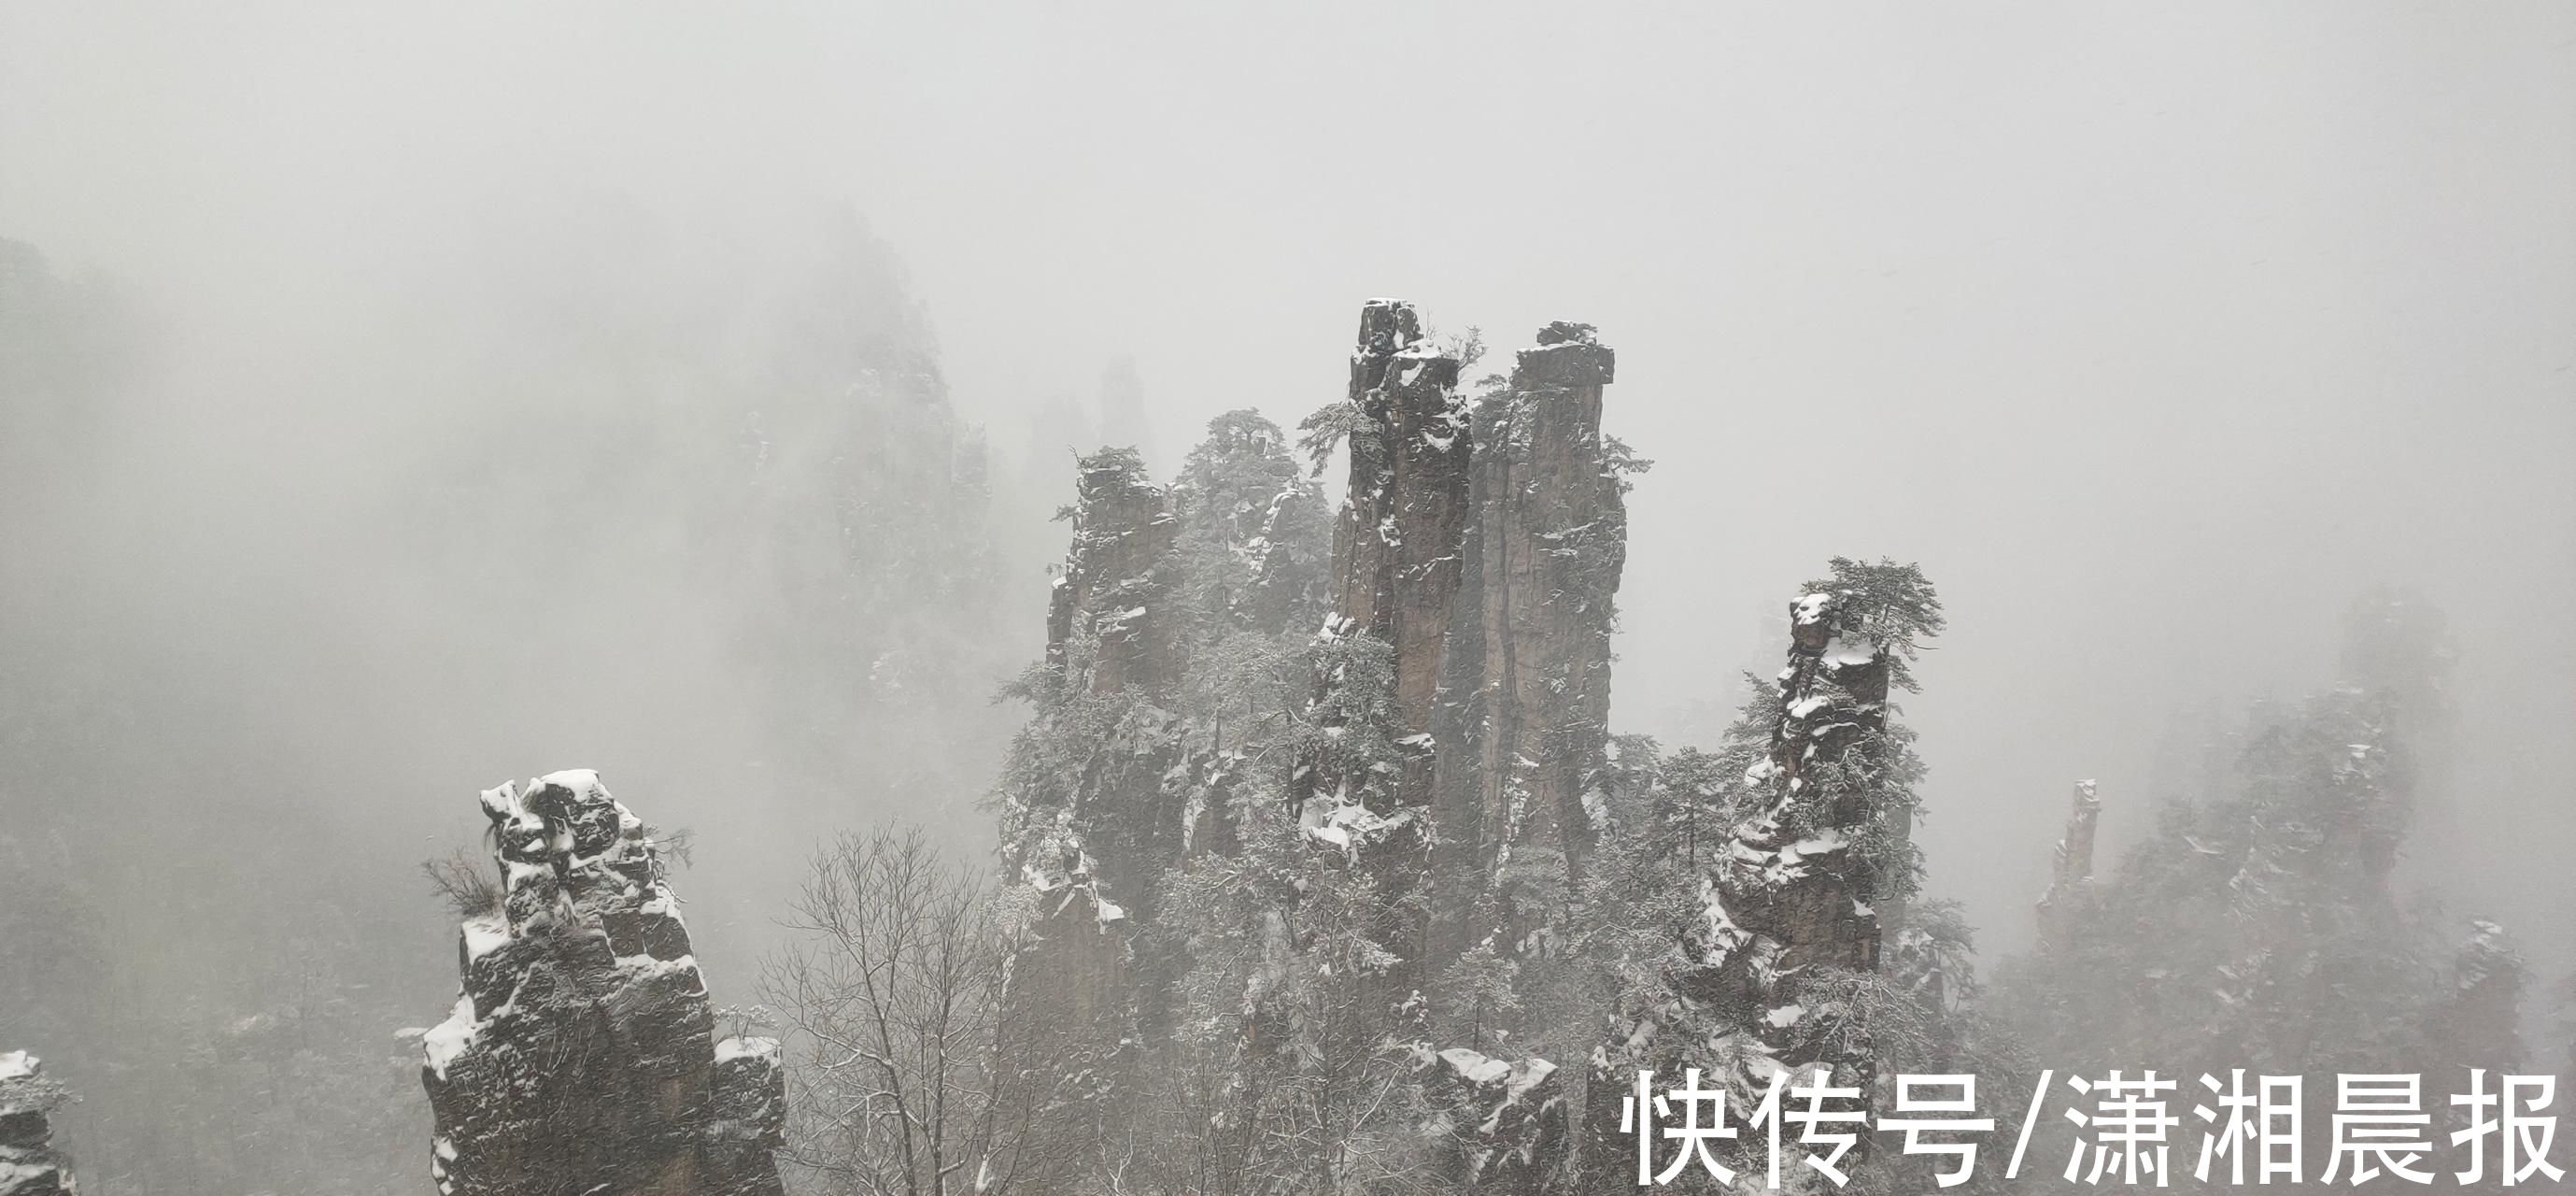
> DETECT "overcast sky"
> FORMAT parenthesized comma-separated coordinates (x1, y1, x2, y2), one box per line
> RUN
(6, 2, 2570, 965)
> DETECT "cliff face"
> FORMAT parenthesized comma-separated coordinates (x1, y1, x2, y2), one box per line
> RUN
(1046, 448, 1182, 703)
(996, 304, 1639, 1193)
(1435, 322, 1624, 965)
(2432, 919, 2527, 1073)
(1322, 300, 1471, 816)
(1015, 447, 1182, 944)
(1297, 311, 1632, 1190)
(418, 771, 784, 1196)
(1569, 562, 1939, 1182)
(1004, 448, 1190, 1189)
(0, 1052, 73, 1196)
(1738, 585, 1905, 982)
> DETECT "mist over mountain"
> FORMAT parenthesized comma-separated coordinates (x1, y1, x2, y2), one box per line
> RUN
(3, 5, 2569, 1193)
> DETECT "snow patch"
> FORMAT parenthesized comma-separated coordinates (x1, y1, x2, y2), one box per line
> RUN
(535, 768, 605, 796)
(715, 1035, 779, 1064)
(422, 995, 480, 1081)
(1820, 635, 1878, 668)
(460, 914, 511, 962)
(1439, 1047, 1513, 1087)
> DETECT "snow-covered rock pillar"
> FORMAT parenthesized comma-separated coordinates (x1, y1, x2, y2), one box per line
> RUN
(0, 1052, 74, 1196)
(1019, 445, 1182, 935)
(1748, 585, 1904, 978)
(1436, 321, 1624, 961)
(2035, 779, 2102, 947)
(418, 771, 784, 1196)
(1591, 562, 1937, 1181)
(1319, 298, 1470, 816)
(1046, 448, 1180, 698)
(1007, 448, 1189, 1195)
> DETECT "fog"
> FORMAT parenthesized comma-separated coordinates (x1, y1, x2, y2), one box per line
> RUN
(4, 3, 2571, 1189)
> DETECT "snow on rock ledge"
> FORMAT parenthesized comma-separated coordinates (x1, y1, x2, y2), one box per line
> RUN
(1426, 1045, 1565, 1192)
(418, 771, 783, 1196)
(0, 1051, 75, 1196)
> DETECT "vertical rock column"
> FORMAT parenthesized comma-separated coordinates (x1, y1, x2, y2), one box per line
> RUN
(0, 1052, 74, 1196)
(1319, 299, 1471, 815)
(1419, 322, 1622, 1192)
(1018, 447, 1182, 936)
(418, 771, 784, 1196)
(1007, 448, 1185, 1193)
(1437, 321, 1624, 961)
(1629, 562, 1938, 1177)
(2035, 779, 2102, 947)
(1045, 448, 1182, 703)
(1745, 586, 1904, 979)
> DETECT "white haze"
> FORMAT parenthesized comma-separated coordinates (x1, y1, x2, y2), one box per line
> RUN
(3, 0, 2569, 1087)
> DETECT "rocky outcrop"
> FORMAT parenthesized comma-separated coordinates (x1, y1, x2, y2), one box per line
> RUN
(1599, 562, 1938, 1181)
(1016, 447, 1183, 935)
(0, 1052, 74, 1196)
(1045, 448, 1182, 701)
(1734, 582, 1908, 982)
(2035, 779, 2102, 947)
(1426, 1046, 1566, 1192)
(1003, 448, 1191, 1191)
(2430, 919, 2528, 1072)
(418, 771, 783, 1196)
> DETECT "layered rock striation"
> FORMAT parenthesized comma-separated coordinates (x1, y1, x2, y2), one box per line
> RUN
(0, 1052, 74, 1196)
(418, 770, 783, 1196)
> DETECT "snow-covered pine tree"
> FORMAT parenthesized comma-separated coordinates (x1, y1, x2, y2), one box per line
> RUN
(1168, 408, 1333, 653)
(1163, 410, 1335, 859)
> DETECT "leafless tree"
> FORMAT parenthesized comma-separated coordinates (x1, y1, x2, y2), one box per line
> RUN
(762, 827, 1064, 1196)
